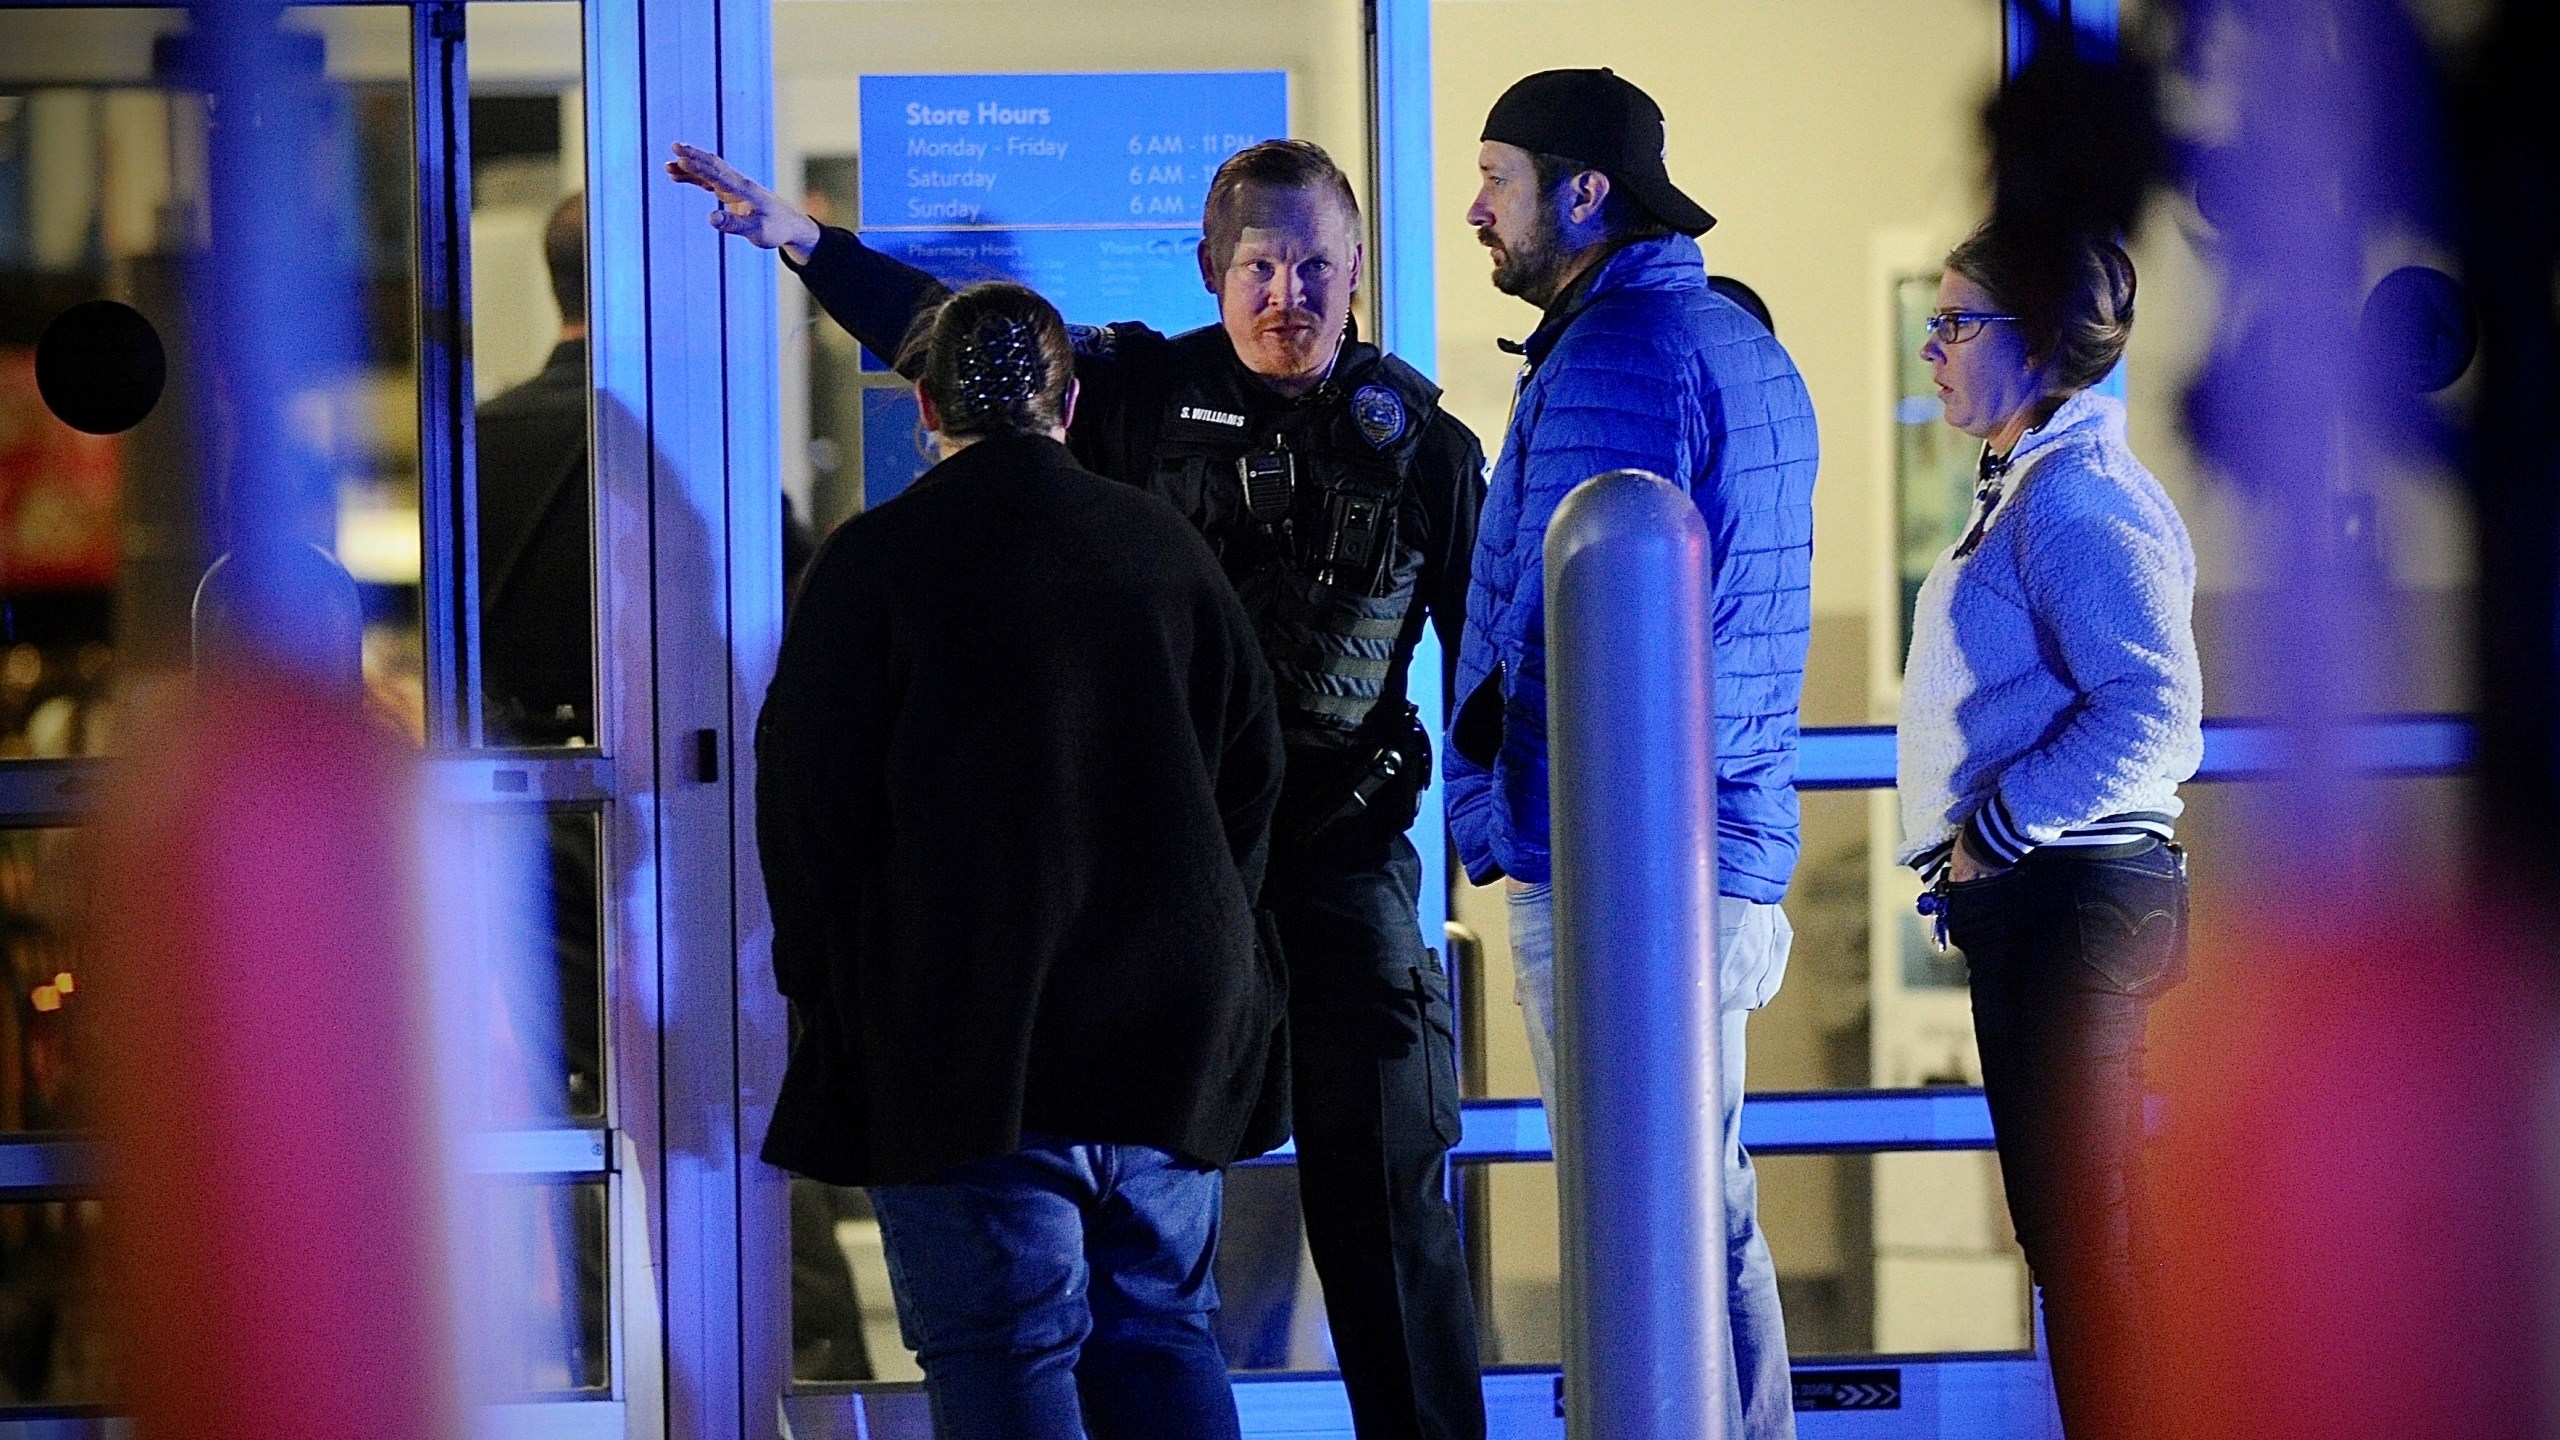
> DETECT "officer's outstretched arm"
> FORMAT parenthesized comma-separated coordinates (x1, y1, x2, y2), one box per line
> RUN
(670, 142, 947, 376)
(666, 141, 822, 262)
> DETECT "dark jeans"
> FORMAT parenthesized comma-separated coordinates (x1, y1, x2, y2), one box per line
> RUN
(1248, 826, 1484, 1440)
(868, 1141, 1239, 1440)
(1945, 841, 2188, 1440)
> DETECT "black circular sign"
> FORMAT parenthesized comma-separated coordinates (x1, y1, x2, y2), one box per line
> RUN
(2360, 266, 2476, 396)
(35, 299, 168, 435)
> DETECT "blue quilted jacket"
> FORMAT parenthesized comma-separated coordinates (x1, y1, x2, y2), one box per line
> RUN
(1447, 234, 1818, 900)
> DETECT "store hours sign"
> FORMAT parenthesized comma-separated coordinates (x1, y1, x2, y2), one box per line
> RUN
(857, 71, 1289, 333)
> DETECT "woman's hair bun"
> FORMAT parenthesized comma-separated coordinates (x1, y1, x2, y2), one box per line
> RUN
(1947, 221, 2137, 396)
(899, 282, 1075, 442)
(952, 313, 1046, 415)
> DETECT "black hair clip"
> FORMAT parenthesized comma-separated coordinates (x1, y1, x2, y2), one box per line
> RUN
(952, 315, 1044, 412)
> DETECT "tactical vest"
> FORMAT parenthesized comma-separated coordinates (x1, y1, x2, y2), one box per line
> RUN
(1146, 327, 1442, 751)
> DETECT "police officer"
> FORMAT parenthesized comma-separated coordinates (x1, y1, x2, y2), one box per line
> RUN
(671, 138, 1487, 1440)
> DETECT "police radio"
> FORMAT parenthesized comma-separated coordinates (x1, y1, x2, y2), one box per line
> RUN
(1237, 443, 1295, 529)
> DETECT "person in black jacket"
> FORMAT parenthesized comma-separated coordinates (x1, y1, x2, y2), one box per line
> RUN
(677, 138, 1486, 1440)
(757, 281, 1285, 1440)
(478, 190, 819, 749)
(478, 190, 597, 749)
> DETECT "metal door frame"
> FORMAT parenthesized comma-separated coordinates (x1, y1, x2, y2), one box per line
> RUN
(592, 0, 788, 1433)
(0, 1, 787, 1435)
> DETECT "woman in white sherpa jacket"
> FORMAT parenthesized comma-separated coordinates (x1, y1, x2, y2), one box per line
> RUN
(1898, 223, 2201, 1440)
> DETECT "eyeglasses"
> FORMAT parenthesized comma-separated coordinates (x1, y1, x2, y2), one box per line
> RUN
(1922, 310, 2019, 346)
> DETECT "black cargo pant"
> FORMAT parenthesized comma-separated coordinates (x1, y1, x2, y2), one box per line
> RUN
(1943, 840, 2188, 1440)
(1233, 824, 1484, 1440)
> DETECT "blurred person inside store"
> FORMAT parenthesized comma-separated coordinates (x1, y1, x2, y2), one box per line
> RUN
(478, 190, 597, 750)
(477, 190, 818, 750)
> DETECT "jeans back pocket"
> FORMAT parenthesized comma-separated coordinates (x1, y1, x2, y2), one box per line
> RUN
(2071, 845, 2189, 997)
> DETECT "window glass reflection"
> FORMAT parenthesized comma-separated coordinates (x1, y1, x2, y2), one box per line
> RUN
(1, 802, 604, 1137)
(791, 1180, 895, 1383)
(536, 807, 605, 1123)
(468, 1179, 608, 1395)
(0, 6, 422, 747)
(467, 1, 594, 748)
(0, 827, 85, 1134)
(1464, 1151, 2028, 1366)
(0, 1187, 611, 1405)
(447, 804, 603, 1125)
(0, 1198, 107, 1404)
(1763, 1151, 2030, 1357)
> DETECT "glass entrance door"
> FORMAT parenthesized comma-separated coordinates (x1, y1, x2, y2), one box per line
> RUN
(0, 4, 746, 1435)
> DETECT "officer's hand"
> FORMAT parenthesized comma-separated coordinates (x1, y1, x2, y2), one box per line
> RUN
(666, 142, 822, 260)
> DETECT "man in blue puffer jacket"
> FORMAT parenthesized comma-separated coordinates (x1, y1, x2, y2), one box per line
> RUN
(1449, 69, 1816, 1440)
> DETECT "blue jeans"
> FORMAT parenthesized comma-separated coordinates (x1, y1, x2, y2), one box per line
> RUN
(868, 1140, 1241, 1440)
(1509, 884, 1796, 1440)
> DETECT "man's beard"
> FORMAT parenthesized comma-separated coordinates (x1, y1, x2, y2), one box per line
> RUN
(1483, 207, 1567, 305)
(1242, 312, 1336, 380)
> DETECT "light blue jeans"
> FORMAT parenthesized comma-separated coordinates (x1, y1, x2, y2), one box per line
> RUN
(1508, 883, 1796, 1440)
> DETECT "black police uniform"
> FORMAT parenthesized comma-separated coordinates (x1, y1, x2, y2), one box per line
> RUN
(789, 226, 1487, 1440)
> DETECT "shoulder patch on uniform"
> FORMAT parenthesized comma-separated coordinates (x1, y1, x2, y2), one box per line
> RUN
(1351, 384, 1407, 448)
(1068, 323, 1115, 358)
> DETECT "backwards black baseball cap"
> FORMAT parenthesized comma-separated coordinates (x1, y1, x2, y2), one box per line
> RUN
(1480, 68, 1714, 237)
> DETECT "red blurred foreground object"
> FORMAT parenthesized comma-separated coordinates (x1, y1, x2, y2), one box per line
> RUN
(90, 675, 454, 1440)
(2141, 903, 2550, 1440)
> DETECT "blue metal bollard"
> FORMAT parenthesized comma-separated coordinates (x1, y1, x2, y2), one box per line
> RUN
(1546, 469, 1728, 1440)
